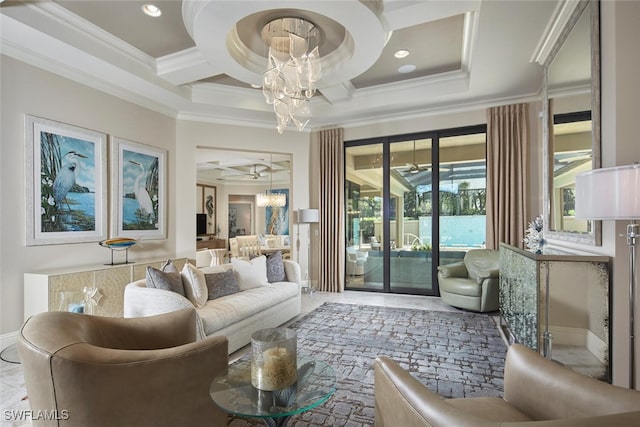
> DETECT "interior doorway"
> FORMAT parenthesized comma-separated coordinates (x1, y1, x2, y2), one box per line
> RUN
(228, 199, 254, 237)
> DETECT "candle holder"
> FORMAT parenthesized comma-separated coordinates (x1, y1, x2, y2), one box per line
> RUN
(250, 328, 297, 391)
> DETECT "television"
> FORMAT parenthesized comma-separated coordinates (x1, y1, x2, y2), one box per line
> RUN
(196, 213, 207, 236)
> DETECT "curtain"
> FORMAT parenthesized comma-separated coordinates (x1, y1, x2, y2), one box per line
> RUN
(317, 128, 345, 292)
(486, 103, 530, 249)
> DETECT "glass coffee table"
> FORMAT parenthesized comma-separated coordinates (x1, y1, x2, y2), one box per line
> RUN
(210, 356, 336, 427)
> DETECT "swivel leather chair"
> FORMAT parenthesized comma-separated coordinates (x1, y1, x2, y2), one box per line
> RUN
(18, 308, 229, 427)
(437, 249, 499, 312)
(375, 343, 640, 427)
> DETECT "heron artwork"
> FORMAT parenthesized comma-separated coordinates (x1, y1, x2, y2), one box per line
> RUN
(53, 151, 88, 211)
(129, 160, 155, 224)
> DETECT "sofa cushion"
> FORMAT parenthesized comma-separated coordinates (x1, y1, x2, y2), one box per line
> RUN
(231, 256, 269, 290)
(265, 251, 286, 283)
(181, 263, 208, 308)
(205, 269, 240, 300)
(146, 260, 185, 296)
(198, 282, 299, 335)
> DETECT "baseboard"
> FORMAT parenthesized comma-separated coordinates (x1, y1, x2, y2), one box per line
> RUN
(549, 325, 607, 364)
(549, 325, 586, 347)
(1, 330, 18, 351)
(585, 329, 607, 364)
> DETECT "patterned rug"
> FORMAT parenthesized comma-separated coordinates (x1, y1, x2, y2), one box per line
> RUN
(230, 302, 507, 427)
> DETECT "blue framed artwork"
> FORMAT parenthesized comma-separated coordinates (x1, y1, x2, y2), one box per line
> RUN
(265, 189, 289, 235)
(111, 137, 166, 239)
(25, 115, 107, 245)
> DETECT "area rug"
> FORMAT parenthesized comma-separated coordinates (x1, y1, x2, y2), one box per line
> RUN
(230, 302, 507, 427)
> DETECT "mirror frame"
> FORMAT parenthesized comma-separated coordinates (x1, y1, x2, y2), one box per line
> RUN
(540, 0, 601, 246)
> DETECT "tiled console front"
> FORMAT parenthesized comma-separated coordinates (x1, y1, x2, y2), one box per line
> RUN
(24, 258, 187, 319)
(499, 243, 610, 379)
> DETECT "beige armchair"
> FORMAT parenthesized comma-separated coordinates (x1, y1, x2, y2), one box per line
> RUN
(437, 248, 499, 312)
(18, 309, 229, 427)
(374, 343, 640, 427)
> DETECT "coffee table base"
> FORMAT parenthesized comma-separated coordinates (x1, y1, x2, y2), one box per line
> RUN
(263, 416, 291, 427)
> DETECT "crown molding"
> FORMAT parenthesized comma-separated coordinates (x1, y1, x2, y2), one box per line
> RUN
(25, 0, 156, 69)
(531, 0, 587, 66)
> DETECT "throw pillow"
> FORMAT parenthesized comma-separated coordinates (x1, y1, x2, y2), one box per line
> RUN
(146, 260, 185, 296)
(181, 263, 208, 308)
(161, 259, 179, 273)
(231, 256, 269, 290)
(205, 270, 240, 300)
(265, 251, 286, 283)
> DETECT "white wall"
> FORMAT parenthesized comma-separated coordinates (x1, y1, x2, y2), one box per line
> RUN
(0, 56, 177, 334)
(601, 0, 640, 387)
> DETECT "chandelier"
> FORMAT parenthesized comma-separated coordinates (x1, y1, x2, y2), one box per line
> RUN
(256, 155, 286, 207)
(261, 17, 322, 134)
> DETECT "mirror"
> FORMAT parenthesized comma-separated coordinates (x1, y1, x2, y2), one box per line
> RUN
(542, 0, 601, 245)
(196, 148, 292, 240)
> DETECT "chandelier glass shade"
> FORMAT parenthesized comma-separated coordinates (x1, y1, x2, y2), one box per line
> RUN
(256, 191, 286, 207)
(261, 18, 322, 134)
(256, 154, 287, 207)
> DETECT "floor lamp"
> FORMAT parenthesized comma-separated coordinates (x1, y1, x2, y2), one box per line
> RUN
(298, 208, 319, 293)
(575, 164, 640, 389)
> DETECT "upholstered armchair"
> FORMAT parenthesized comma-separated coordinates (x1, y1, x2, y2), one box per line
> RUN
(18, 309, 229, 427)
(374, 343, 640, 427)
(436, 249, 499, 312)
(346, 246, 367, 276)
(370, 236, 382, 251)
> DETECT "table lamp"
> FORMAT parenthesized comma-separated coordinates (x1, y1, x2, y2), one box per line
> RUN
(575, 163, 640, 388)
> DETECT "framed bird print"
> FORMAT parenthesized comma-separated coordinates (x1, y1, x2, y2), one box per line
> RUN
(111, 137, 166, 240)
(25, 115, 108, 246)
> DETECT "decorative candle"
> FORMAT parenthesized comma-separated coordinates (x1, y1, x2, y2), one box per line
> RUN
(251, 328, 297, 391)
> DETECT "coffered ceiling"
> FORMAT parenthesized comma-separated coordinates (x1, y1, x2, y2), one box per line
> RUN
(1, 0, 561, 131)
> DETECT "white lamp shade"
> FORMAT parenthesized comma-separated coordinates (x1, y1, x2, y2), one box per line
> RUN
(298, 208, 319, 223)
(575, 164, 640, 220)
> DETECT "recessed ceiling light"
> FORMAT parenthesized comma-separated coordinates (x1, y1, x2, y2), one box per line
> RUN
(398, 64, 416, 74)
(394, 49, 410, 59)
(142, 4, 162, 17)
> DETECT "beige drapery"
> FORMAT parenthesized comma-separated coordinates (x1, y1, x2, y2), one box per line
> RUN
(486, 103, 530, 249)
(317, 128, 345, 292)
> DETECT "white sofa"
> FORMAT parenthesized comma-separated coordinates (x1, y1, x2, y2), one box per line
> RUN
(124, 259, 302, 353)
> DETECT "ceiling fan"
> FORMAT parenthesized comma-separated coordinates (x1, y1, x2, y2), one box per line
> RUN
(406, 140, 428, 174)
(246, 164, 264, 180)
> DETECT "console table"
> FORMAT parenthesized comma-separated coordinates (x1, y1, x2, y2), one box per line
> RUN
(24, 258, 187, 319)
(499, 243, 610, 378)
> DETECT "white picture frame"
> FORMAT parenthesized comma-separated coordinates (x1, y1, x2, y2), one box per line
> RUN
(111, 137, 167, 239)
(25, 115, 108, 246)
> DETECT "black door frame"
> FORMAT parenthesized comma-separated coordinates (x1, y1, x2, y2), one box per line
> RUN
(344, 124, 487, 296)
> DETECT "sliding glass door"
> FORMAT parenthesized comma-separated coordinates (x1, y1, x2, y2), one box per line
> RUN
(388, 138, 434, 293)
(345, 126, 486, 296)
(345, 142, 384, 290)
(438, 133, 487, 271)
